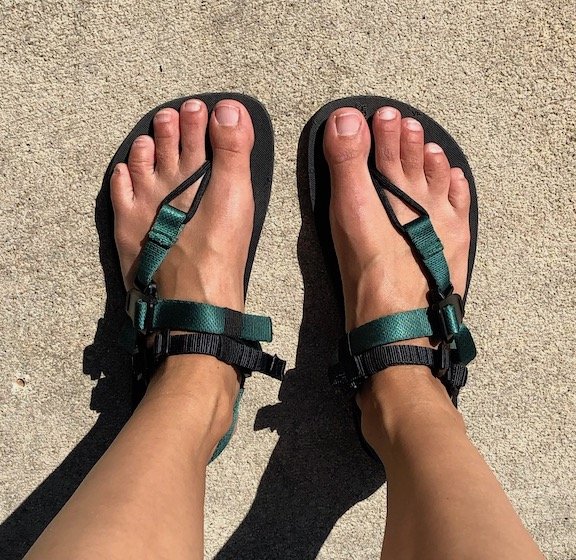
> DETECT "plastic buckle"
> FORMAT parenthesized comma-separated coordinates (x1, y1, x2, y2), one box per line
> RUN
(125, 283, 158, 334)
(153, 329, 171, 366)
(125, 288, 143, 321)
(431, 291, 464, 343)
(143, 283, 158, 333)
(269, 354, 287, 381)
(434, 342, 452, 378)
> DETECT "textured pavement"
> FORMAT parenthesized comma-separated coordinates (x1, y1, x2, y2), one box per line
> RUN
(1, 1, 575, 559)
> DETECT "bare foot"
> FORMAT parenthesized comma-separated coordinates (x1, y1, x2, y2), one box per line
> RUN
(110, 99, 256, 438)
(323, 106, 472, 428)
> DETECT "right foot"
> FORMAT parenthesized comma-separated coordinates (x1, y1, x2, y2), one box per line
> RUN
(323, 107, 472, 435)
(110, 99, 257, 443)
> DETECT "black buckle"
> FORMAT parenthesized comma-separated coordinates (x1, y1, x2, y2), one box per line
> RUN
(431, 291, 464, 343)
(268, 354, 287, 381)
(153, 329, 171, 366)
(125, 288, 143, 321)
(434, 342, 452, 378)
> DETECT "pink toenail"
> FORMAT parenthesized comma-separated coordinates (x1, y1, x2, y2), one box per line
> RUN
(214, 105, 239, 126)
(155, 111, 172, 123)
(335, 113, 361, 136)
(183, 99, 202, 112)
(405, 119, 422, 131)
(378, 107, 398, 120)
(427, 143, 443, 154)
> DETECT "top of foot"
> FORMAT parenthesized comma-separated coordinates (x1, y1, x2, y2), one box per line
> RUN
(323, 106, 471, 340)
(110, 99, 256, 312)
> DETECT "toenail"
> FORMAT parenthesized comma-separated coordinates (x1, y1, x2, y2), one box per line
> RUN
(427, 143, 443, 154)
(378, 107, 398, 120)
(214, 104, 239, 126)
(405, 118, 422, 131)
(155, 111, 172, 123)
(183, 99, 202, 112)
(114, 164, 122, 174)
(455, 168, 465, 178)
(335, 113, 361, 136)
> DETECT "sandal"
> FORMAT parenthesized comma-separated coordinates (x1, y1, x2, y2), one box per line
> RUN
(106, 93, 286, 462)
(302, 96, 478, 456)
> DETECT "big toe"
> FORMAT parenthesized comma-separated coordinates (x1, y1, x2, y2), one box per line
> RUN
(323, 108, 374, 209)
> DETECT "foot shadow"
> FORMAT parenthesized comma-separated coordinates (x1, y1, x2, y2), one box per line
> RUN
(0, 173, 133, 560)
(214, 125, 385, 560)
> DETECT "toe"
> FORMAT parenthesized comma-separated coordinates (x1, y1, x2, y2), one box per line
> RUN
(179, 99, 208, 173)
(323, 108, 372, 194)
(373, 106, 403, 182)
(423, 143, 451, 193)
(324, 108, 390, 262)
(209, 100, 254, 176)
(200, 100, 255, 226)
(110, 163, 134, 210)
(153, 108, 180, 176)
(400, 118, 425, 181)
(127, 135, 155, 180)
(448, 167, 471, 213)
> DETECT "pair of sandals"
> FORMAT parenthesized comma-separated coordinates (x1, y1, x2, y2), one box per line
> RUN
(107, 93, 478, 463)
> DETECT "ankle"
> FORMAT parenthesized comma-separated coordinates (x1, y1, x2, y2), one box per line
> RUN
(142, 354, 240, 446)
(356, 365, 465, 455)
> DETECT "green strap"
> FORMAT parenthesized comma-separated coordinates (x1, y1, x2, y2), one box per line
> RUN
(133, 298, 273, 342)
(348, 309, 433, 354)
(348, 305, 474, 364)
(135, 204, 186, 289)
(453, 324, 476, 365)
(403, 216, 452, 295)
(210, 387, 244, 462)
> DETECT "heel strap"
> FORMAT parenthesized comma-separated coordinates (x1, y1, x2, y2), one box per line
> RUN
(329, 342, 468, 398)
(152, 331, 286, 380)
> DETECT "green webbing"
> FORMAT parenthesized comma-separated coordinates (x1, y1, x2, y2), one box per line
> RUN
(135, 204, 186, 289)
(210, 387, 244, 462)
(347, 305, 474, 360)
(134, 298, 273, 342)
(404, 216, 452, 295)
(453, 324, 477, 365)
(348, 309, 433, 355)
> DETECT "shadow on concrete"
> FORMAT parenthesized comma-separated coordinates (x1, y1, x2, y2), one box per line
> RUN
(0, 127, 385, 560)
(214, 122, 385, 560)
(0, 177, 133, 560)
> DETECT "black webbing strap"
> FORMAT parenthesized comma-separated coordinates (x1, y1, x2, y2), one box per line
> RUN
(153, 331, 286, 380)
(329, 343, 468, 395)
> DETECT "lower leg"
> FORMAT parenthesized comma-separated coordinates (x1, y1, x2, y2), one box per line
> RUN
(358, 367, 545, 560)
(24, 355, 237, 560)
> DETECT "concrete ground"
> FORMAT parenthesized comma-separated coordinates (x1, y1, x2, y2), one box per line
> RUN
(1, 1, 574, 558)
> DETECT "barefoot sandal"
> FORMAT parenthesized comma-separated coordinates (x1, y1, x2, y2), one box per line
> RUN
(328, 167, 475, 403)
(302, 96, 479, 412)
(109, 93, 284, 462)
